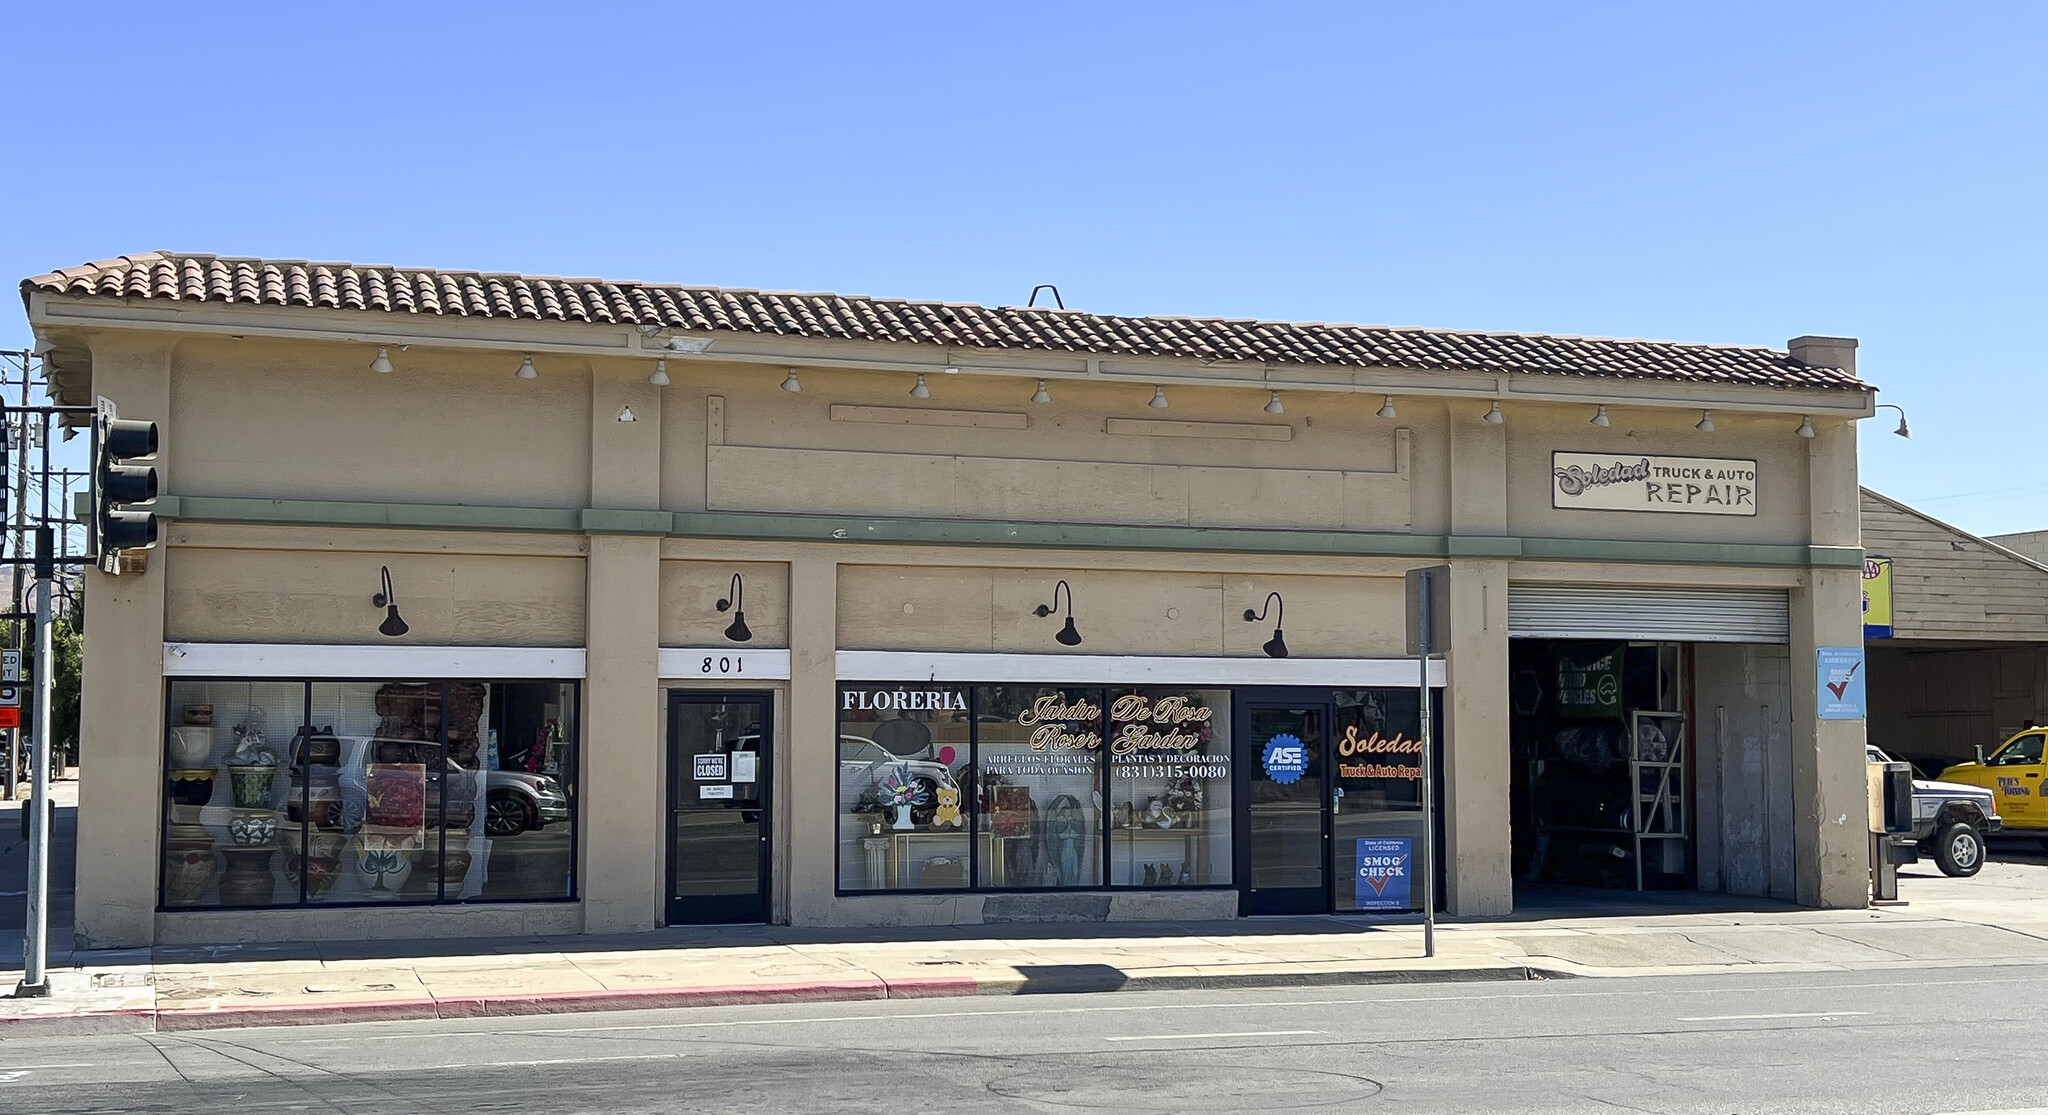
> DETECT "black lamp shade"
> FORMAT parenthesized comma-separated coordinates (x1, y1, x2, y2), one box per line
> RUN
(380, 605, 409, 639)
(1262, 629, 1289, 659)
(1057, 617, 1083, 646)
(724, 611, 753, 643)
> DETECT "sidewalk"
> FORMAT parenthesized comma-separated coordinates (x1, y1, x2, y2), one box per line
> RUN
(7, 870, 2048, 1036)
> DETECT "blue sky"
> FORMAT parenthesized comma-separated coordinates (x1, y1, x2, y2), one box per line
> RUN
(4, 2, 2043, 534)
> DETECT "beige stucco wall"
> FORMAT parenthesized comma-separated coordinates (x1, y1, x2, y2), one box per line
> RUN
(838, 565, 1406, 657)
(659, 560, 790, 647)
(1506, 403, 1812, 544)
(164, 545, 587, 645)
(168, 336, 595, 507)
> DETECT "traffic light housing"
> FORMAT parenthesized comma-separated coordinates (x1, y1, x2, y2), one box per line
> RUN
(93, 401, 159, 571)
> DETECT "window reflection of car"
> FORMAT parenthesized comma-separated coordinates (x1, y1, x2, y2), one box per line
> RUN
(323, 736, 567, 838)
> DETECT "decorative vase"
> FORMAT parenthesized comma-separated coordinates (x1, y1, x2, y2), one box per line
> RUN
(225, 764, 279, 808)
(413, 845, 474, 892)
(181, 704, 213, 727)
(353, 838, 415, 897)
(227, 809, 278, 846)
(217, 846, 276, 905)
(168, 727, 214, 768)
(167, 769, 217, 807)
(893, 803, 914, 830)
(281, 829, 346, 900)
(163, 847, 219, 905)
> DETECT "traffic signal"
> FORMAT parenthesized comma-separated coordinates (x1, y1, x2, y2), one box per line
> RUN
(93, 403, 159, 569)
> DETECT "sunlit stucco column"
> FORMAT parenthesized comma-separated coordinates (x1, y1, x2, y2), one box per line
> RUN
(1790, 414, 1869, 908)
(1443, 559, 1512, 916)
(580, 362, 666, 932)
(785, 555, 838, 926)
(74, 334, 173, 949)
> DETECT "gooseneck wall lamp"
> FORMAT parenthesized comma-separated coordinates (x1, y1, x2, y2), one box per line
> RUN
(372, 566, 409, 638)
(716, 573, 753, 643)
(1033, 580, 1083, 646)
(1876, 403, 1911, 439)
(1244, 591, 1289, 659)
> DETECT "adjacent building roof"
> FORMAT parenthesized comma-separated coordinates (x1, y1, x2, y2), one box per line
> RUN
(23, 251, 1866, 391)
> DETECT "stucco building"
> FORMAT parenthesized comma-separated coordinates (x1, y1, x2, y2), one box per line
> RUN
(25, 253, 1877, 948)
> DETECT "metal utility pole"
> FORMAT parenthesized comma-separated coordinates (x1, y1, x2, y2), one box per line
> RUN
(1417, 570, 1436, 959)
(4, 353, 28, 800)
(15, 527, 52, 997)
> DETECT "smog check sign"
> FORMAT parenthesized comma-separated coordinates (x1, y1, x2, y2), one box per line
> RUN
(1552, 452, 1758, 516)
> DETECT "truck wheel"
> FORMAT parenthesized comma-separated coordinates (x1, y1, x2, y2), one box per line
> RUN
(1932, 821, 1984, 877)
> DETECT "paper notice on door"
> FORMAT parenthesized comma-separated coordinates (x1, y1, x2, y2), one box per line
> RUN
(731, 752, 758, 783)
(699, 784, 734, 800)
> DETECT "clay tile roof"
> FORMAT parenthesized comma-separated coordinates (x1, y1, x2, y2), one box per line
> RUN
(22, 251, 1866, 390)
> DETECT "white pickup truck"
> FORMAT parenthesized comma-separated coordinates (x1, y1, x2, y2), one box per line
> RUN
(1869, 745, 2000, 878)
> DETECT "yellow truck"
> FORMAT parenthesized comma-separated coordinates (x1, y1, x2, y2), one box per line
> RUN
(1938, 728, 2046, 842)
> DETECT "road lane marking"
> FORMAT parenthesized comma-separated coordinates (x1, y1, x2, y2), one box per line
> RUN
(1924, 1110, 2048, 1115)
(1675, 1011, 1869, 1022)
(1106, 1030, 1321, 1042)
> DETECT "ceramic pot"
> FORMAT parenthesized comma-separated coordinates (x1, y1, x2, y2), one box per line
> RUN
(182, 704, 213, 727)
(227, 809, 278, 846)
(168, 727, 214, 768)
(167, 769, 217, 807)
(225, 764, 279, 808)
(413, 845, 474, 891)
(162, 847, 218, 905)
(217, 846, 276, 906)
(353, 837, 415, 896)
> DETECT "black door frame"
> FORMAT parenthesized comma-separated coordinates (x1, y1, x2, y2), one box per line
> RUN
(1235, 687, 1337, 916)
(665, 690, 774, 925)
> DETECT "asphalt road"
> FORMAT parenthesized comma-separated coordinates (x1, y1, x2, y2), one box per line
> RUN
(1, 964, 2044, 1114)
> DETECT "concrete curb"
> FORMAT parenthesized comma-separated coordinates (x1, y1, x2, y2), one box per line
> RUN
(0, 966, 1546, 1035)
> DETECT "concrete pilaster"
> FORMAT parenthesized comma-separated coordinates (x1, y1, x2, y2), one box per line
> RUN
(1791, 418, 1868, 908)
(1443, 559, 1513, 916)
(785, 556, 838, 926)
(74, 335, 173, 949)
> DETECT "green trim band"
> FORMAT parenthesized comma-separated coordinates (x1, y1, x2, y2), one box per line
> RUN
(154, 495, 1858, 569)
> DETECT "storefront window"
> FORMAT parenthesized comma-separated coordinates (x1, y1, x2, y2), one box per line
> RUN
(1331, 689, 1432, 912)
(836, 685, 972, 890)
(974, 687, 1103, 888)
(1107, 689, 1232, 886)
(160, 679, 577, 910)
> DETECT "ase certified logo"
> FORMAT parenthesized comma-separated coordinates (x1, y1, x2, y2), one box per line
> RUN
(1262, 733, 1308, 784)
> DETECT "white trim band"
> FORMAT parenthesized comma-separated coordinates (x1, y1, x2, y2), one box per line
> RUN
(834, 651, 1446, 688)
(658, 648, 792, 680)
(163, 643, 587, 679)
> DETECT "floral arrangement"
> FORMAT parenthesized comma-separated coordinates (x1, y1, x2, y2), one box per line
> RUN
(875, 770, 930, 809)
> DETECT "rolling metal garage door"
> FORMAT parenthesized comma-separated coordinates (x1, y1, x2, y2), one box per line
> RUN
(1507, 583, 1791, 644)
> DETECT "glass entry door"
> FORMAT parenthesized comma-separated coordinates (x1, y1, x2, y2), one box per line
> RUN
(1238, 696, 1332, 915)
(667, 692, 771, 924)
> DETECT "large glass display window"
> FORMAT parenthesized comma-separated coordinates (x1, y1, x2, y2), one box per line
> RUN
(1331, 688, 1430, 913)
(835, 683, 1231, 894)
(160, 678, 577, 910)
(836, 684, 972, 891)
(974, 686, 1103, 888)
(1106, 688, 1232, 887)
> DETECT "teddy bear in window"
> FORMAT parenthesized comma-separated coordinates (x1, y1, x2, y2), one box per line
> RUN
(931, 784, 963, 828)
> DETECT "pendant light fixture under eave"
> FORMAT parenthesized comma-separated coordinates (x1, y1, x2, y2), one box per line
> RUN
(371, 566, 409, 639)
(1244, 591, 1289, 659)
(1033, 579, 1082, 646)
(1796, 414, 1816, 438)
(781, 368, 802, 393)
(1590, 405, 1611, 427)
(1264, 391, 1284, 415)
(649, 358, 671, 387)
(370, 346, 394, 374)
(1148, 386, 1170, 410)
(1377, 396, 1398, 420)
(516, 354, 538, 380)
(1482, 401, 1504, 424)
(716, 572, 753, 643)
(1031, 379, 1052, 405)
(909, 373, 930, 399)
(1696, 409, 1716, 433)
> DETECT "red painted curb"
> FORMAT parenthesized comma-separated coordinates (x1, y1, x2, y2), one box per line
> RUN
(155, 996, 444, 1032)
(877, 975, 985, 999)
(438, 978, 894, 1019)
